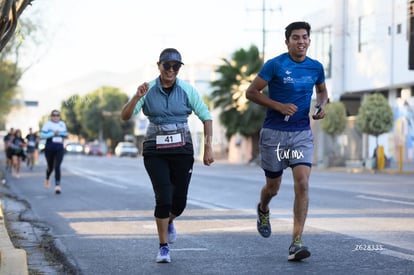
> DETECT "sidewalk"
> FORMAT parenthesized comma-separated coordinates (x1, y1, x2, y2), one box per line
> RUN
(313, 166, 414, 175)
(313, 159, 414, 175)
(0, 169, 28, 275)
(385, 160, 414, 174)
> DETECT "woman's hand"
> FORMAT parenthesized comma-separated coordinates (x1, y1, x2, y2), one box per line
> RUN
(203, 146, 214, 166)
(135, 82, 149, 98)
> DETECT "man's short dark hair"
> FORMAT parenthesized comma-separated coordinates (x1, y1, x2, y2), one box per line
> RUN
(285, 21, 311, 40)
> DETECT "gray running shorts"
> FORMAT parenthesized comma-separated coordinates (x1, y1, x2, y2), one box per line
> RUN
(259, 128, 314, 174)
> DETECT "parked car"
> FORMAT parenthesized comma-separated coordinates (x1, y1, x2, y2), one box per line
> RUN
(65, 142, 84, 154)
(84, 142, 107, 156)
(114, 142, 139, 157)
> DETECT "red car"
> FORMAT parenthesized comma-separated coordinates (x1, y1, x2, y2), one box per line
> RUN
(84, 142, 106, 156)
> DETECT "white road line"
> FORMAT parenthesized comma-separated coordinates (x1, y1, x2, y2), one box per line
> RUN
(67, 167, 128, 189)
(170, 248, 208, 251)
(356, 195, 414, 206)
(380, 249, 414, 262)
(201, 226, 255, 232)
(187, 199, 223, 209)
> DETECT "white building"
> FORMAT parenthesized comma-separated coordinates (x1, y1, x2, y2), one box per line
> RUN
(307, 0, 414, 166)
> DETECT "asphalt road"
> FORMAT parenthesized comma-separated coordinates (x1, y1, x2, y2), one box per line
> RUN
(1, 154, 414, 275)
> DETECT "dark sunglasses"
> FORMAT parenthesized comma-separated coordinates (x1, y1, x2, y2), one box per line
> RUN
(51, 113, 60, 117)
(162, 63, 181, 72)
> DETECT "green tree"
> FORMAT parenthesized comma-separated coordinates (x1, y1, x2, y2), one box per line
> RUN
(61, 94, 84, 139)
(320, 101, 347, 166)
(0, 14, 39, 128)
(355, 93, 393, 147)
(74, 86, 132, 150)
(37, 112, 48, 132)
(0, 31, 22, 127)
(0, 61, 20, 127)
(320, 101, 347, 137)
(210, 45, 265, 161)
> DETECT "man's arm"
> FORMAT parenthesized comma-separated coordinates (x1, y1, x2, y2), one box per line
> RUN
(246, 76, 297, 117)
(312, 82, 329, 120)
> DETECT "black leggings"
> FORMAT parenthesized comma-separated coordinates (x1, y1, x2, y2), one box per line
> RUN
(45, 149, 64, 185)
(144, 154, 194, 219)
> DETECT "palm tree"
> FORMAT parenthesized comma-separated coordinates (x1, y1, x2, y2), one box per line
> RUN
(210, 45, 265, 161)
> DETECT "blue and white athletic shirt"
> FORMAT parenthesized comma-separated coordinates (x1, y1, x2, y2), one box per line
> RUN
(40, 120, 68, 151)
(258, 53, 325, 132)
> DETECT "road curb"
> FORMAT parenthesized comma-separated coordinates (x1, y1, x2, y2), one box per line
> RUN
(313, 167, 414, 175)
(0, 201, 29, 275)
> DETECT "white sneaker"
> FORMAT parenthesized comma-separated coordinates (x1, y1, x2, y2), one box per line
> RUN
(156, 246, 171, 263)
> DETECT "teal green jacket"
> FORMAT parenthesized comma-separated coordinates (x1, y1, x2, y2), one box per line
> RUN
(132, 77, 211, 124)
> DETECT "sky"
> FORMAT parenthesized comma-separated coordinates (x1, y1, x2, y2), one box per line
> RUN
(18, 0, 331, 93)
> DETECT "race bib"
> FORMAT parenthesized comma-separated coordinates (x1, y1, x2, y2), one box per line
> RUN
(28, 141, 36, 147)
(52, 136, 63, 143)
(155, 129, 185, 149)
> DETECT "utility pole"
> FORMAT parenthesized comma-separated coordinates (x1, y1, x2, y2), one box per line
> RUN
(245, 0, 282, 63)
(261, 0, 266, 61)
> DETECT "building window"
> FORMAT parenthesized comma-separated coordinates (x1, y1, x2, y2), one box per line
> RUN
(358, 14, 375, 52)
(397, 23, 402, 34)
(310, 25, 332, 78)
(409, 0, 414, 69)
